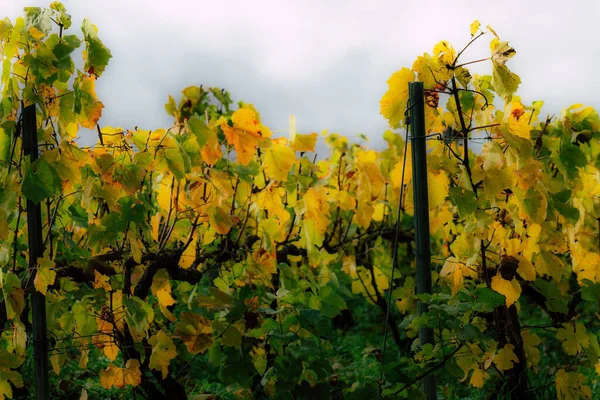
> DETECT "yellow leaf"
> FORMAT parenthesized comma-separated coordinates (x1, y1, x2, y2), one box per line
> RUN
(303, 187, 330, 234)
(148, 330, 177, 379)
(335, 190, 356, 211)
(151, 269, 176, 308)
(372, 203, 385, 222)
(428, 171, 449, 208)
(355, 201, 374, 229)
(450, 234, 481, 265)
(76, 76, 104, 129)
(516, 257, 536, 281)
(439, 256, 476, 295)
(522, 330, 541, 368)
(34, 258, 56, 295)
(470, 368, 487, 388)
(255, 184, 291, 223)
(263, 138, 296, 181)
(151, 213, 161, 242)
(351, 266, 388, 303)
(556, 322, 589, 356)
(491, 41, 516, 66)
(494, 344, 519, 371)
(556, 369, 592, 400)
(380, 68, 415, 127)
(470, 20, 481, 36)
(292, 132, 318, 152)
(129, 236, 143, 264)
(103, 342, 119, 361)
(432, 41, 456, 80)
(572, 243, 600, 284)
(93, 270, 111, 291)
(222, 108, 265, 166)
(455, 345, 488, 388)
(179, 238, 197, 269)
(156, 289, 175, 308)
(100, 359, 142, 389)
(13, 321, 26, 356)
(29, 26, 45, 39)
(491, 275, 521, 306)
(51, 353, 66, 375)
(201, 128, 223, 165)
(355, 149, 385, 201)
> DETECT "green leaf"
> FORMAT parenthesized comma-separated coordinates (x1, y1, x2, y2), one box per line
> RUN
(118, 196, 146, 224)
(474, 287, 506, 310)
(492, 64, 520, 101)
(52, 34, 80, 82)
(449, 187, 477, 218)
(22, 159, 62, 204)
(23, 42, 58, 83)
(552, 190, 580, 223)
(457, 324, 482, 341)
(186, 114, 211, 146)
(73, 303, 96, 337)
(233, 160, 261, 183)
(81, 19, 112, 76)
(148, 330, 177, 379)
(220, 325, 242, 349)
(123, 295, 154, 342)
(558, 142, 587, 180)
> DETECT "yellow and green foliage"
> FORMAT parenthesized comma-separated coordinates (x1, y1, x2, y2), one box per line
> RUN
(0, 5, 599, 399)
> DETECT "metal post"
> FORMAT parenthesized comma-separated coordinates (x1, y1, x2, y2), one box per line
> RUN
(409, 82, 436, 400)
(23, 104, 50, 400)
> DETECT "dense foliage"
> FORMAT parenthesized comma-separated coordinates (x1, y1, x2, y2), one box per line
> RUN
(0, 5, 599, 399)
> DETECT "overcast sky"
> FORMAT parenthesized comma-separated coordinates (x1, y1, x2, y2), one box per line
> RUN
(3, 0, 600, 150)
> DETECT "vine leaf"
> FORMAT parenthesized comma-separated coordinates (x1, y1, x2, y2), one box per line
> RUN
(222, 108, 266, 166)
(521, 331, 541, 368)
(263, 138, 296, 181)
(179, 238, 197, 269)
(0, 367, 23, 399)
(81, 18, 112, 77)
(291, 132, 318, 152)
(556, 322, 590, 356)
(555, 369, 592, 400)
(380, 67, 414, 127)
(33, 257, 56, 295)
(494, 344, 519, 371)
(123, 296, 154, 342)
(173, 312, 213, 354)
(151, 269, 176, 307)
(470, 20, 481, 36)
(490, 275, 521, 306)
(148, 330, 177, 379)
(73, 73, 104, 129)
(22, 159, 62, 204)
(100, 359, 142, 389)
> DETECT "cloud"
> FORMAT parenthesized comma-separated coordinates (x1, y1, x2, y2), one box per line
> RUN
(3, 0, 600, 151)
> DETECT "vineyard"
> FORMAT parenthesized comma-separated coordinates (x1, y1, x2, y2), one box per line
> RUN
(1, 4, 600, 400)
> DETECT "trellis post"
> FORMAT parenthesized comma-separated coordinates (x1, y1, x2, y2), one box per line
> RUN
(23, 104, 50, 400)
(408, 82, 436, 400)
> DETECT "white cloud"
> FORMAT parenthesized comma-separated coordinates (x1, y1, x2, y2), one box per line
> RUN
(2, 0, 600, 146)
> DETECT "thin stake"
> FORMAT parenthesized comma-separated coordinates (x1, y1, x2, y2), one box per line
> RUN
(380, 115, 410, 374)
